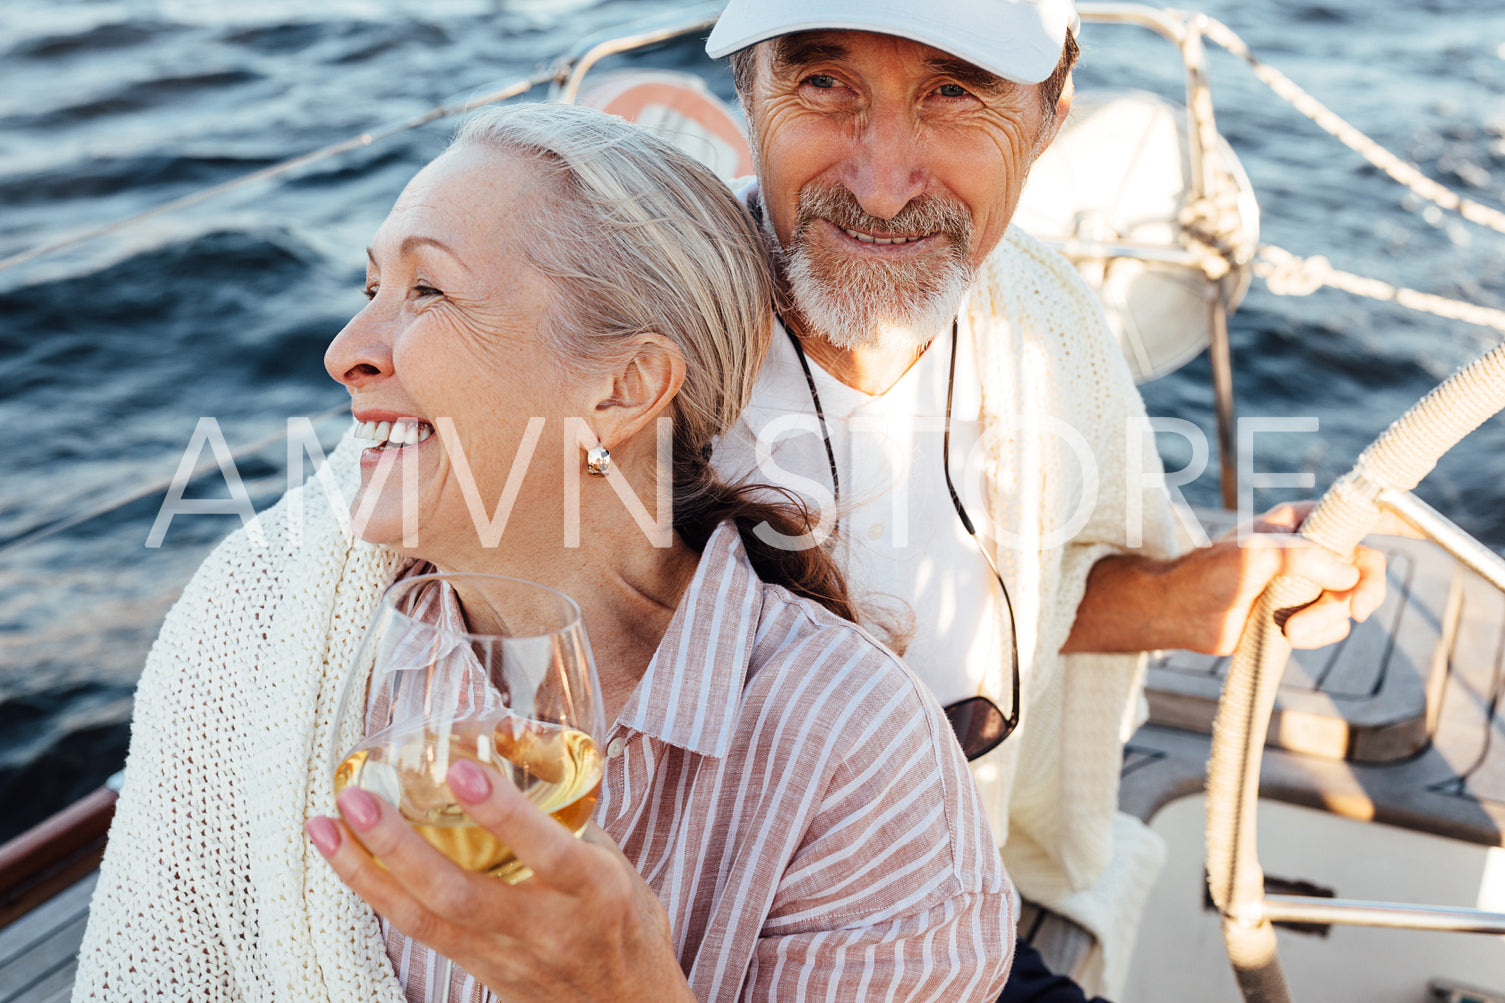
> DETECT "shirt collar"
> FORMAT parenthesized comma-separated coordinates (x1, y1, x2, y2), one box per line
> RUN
(614, 521, 763, 759)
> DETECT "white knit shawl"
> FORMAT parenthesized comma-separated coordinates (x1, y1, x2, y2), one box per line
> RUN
(964, 227, 1181, 995)
(74, 437, 411, 1002)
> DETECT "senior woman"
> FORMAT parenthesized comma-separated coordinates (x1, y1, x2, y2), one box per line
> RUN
(73, 103, 1013, 1002)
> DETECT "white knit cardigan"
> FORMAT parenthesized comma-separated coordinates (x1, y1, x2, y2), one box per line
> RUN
(963, 227, 1180, 994)
(74, 437, 412, 1002)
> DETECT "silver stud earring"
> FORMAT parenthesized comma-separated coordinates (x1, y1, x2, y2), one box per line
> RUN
(585, 445, 611, 477)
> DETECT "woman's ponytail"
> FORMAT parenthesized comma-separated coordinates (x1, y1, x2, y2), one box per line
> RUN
(670, 437, 856, 625)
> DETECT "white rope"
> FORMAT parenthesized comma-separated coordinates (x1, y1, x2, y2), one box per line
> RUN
(1198, 16, 1505, 239)
(0, 67, 562, 276)
(1255, 243, 1505, 334)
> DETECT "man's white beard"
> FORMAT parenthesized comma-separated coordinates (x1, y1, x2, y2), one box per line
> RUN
(772, 183, 975, 354)
(784, 243, 973, 354)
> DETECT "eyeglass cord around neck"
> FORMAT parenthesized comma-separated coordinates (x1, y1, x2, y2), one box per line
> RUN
(781, 317, 1020, 753)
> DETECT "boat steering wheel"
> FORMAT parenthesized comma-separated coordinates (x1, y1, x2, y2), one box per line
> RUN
(1204, 339, 1505, 1002)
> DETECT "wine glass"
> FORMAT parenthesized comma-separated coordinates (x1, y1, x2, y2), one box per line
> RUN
(329, 572, 607, 890)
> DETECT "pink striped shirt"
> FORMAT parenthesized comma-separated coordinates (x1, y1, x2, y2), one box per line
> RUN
(378, 522, 1016, 1000)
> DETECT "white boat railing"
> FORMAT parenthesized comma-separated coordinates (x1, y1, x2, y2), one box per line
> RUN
(1068, 4, 1505, 506)
(1379, 489, 1505, 593)
(1260, 895, 1505, 936)
(1070, 3, 1247, 506)
(554, 2, 722, 105)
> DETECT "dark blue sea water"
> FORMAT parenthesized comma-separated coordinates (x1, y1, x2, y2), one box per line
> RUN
(2, 0, 1504, 842)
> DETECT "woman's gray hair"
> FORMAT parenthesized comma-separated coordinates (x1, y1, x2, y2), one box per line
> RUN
(448, 102, 773, 456)
(449, 102, 864, 629)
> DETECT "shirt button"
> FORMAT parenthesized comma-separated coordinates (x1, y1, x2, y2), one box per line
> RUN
(606, 737, 627, 759)
(867, 522, 885, 541)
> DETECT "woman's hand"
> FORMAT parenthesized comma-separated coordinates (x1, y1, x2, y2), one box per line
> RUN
(305, 758, 694, 1002)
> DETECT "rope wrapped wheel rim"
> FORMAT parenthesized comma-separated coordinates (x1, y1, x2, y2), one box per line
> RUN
(1203, 338, 1505, 1002)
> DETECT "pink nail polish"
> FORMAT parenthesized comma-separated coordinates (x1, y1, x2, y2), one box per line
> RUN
(340, 788, 381, 830)
(449, 759, 490, 802)
(306, 817, 341, 856)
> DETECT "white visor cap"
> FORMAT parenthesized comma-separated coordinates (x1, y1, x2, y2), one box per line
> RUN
(706, 0, 1080, 86)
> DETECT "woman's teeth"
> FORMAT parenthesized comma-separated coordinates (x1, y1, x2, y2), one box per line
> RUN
(843, 228, 928, 245)
(355, 419, 433, 447)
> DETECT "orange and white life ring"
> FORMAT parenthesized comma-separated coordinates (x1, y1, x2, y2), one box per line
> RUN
(575, 69, 755, 183)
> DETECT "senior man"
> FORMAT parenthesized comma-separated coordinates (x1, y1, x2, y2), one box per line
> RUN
(704, 1, 1385, 998)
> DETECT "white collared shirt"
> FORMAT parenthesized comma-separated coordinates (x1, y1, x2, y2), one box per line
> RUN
(715, 315, 1010, 708)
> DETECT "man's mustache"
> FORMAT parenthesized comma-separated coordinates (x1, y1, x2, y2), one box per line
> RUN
(793, 183, 972, 257)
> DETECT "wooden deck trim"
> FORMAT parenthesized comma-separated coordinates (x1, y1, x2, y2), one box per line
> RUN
(0, 787, 115, 931)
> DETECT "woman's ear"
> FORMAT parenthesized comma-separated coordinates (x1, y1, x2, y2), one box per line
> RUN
(592, 333, 686, 450)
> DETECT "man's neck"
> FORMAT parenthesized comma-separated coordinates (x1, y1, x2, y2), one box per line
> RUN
(785, 313, 934, 396)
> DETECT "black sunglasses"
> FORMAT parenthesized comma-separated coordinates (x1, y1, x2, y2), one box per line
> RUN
(786, 317, 1021, 762)
(943, 695, 1015, 762)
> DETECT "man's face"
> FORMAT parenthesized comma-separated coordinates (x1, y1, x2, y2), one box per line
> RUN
(744, 30, 1064, 348)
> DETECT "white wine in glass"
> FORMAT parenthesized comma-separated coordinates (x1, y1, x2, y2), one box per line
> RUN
(331, 572, 607, 885)
(334, 715, 603, 880)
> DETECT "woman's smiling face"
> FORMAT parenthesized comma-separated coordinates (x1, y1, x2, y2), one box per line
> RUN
(324, 144, 586, 566)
